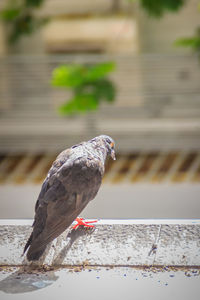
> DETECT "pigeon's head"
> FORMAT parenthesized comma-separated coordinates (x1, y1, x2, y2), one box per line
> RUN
(90, 135, 116, 160)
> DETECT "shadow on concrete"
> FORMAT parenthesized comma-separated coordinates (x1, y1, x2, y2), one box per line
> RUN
(0, 226, 95, 294)
(52, 226, 95, 266)
(0, 266, 58, 294)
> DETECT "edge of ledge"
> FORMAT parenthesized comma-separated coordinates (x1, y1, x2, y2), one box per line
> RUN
(0, 219, 200, 226)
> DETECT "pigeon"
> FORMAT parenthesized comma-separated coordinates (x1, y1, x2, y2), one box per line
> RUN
(24, 135, 116, 261)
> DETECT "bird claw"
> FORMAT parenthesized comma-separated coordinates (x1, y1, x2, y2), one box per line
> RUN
(72, 217, 98, 229)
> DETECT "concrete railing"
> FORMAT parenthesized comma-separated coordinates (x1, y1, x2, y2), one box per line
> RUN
(0, 219, 199, 267)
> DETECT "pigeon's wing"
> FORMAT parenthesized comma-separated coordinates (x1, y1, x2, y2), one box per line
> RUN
(25, 148, 103, 260)
(33, 148, 72, 212)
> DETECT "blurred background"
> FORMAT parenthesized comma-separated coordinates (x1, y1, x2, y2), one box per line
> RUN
(0, 0, 200, 219)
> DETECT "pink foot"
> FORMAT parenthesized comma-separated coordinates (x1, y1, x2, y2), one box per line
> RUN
(72, 217, 98, 229)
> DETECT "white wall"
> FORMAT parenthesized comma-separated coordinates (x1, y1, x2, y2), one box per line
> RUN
(0, 183, 200, 219)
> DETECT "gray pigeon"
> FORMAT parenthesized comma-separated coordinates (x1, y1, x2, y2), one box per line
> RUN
(24, 135, 116, 261)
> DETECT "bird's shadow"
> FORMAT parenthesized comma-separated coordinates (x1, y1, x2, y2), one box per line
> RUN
(0, 226, 94, 294)
(0, 265, 58, 294)
(52, 226, 95, 266)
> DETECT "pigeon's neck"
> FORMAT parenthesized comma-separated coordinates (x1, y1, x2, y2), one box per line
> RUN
(97, 147, 107, 164)
(85, 143, 108, 164)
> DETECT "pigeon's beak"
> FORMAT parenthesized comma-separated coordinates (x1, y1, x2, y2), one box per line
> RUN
(111, 149, 116, 160)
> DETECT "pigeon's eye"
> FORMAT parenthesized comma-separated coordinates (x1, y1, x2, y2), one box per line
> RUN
(110, 142, 114, 149)
(106, 138, 114, 148)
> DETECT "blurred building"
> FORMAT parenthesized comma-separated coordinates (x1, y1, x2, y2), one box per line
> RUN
(0, 0, 199, 151)
(0, 0, 199, 54)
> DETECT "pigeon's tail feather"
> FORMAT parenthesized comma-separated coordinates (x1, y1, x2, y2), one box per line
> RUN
(26, 244, 47, 261)
(23, 232, 47, 261)
(23, 232, 33, 255)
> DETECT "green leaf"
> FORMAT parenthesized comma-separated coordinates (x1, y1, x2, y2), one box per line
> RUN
(58, 94, 99, 115)
(52, 62, 115, 88)
(0, 8, 20, 21)
(0, 0, 47, 44)
(53, 62, 116, 115)
(93, 79, 115, 102)
(9, 14, 38, 43)
(140, 0, 185, 17)
(58, 99, 77, 115)
(85, 62, 115, 82)
(175, 37, 200, 49)
(25, 0, 44, 8)
(76, 94, 99, 111)
(51, 65, 85, 88)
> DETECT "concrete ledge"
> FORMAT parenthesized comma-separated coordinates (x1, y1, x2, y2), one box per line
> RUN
(0, 220, 199, 267)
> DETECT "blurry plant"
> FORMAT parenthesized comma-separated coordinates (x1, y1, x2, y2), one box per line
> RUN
(128, 0, 185, 17)
(51, 62, 116, 115)
(131, 0, 200, 57)
(0, 0, 47, 43)
(174, 3, 200, 57)
(175, 27, 200, 57)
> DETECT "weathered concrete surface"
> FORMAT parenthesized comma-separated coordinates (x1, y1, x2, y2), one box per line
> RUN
(0, 220, 199, 266)
(154, 224, 200, 266)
